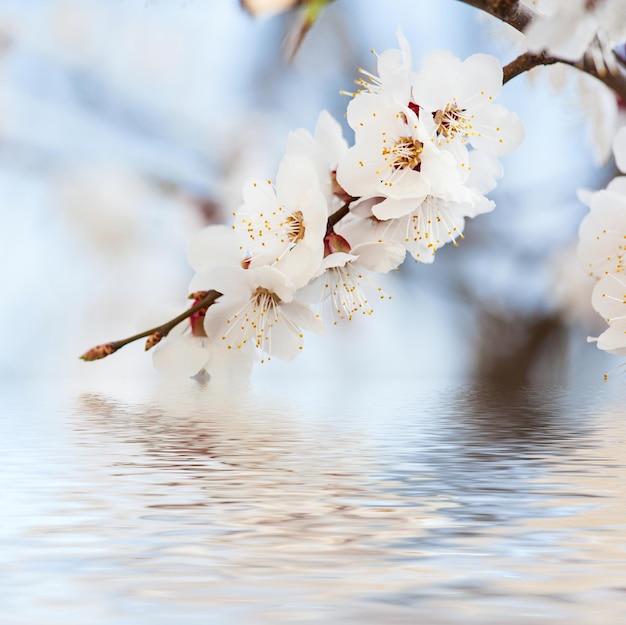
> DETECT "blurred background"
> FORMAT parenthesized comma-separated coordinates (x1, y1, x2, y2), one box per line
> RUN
(0, 0, 618, 383)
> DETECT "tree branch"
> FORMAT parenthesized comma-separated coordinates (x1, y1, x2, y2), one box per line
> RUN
(454, 0, 533, 31)
(455, 0, 626, 102)
(326, 200, 352, 231)
(503, 51, 560, 83)
(80, 289, 222, 361)
(81, 197, 362, 363)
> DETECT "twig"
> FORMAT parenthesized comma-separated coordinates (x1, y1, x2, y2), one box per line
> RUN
(80, 198, 361, 362)
(455, 0, 626, 101)
(80, 289, 222, 361)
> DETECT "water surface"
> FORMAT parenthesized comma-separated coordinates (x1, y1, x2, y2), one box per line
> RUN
(1, 378, 625, 624)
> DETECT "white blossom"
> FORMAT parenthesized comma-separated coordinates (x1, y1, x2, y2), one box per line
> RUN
(577, 73, 623, 166)
(310, 233, 405, 322)
(338, 151, 500, 263)
(613, 125, 626, 173)
(577, 128, 626, 279)
(411, 50, 525, 161)
(285, 109, 350, 208)
(337, 42, 521, 231)
(578, 189, 626, 278)
(590, 272, 626, 355)
(187, 224, 244, 276)
(233, 153, 328, 288)
(337, 95, 469, 219)
(350, 28, 414, 105)
(524, 0, 626, 64)
(203, 265, 325, 361)
(578, 125, 626, 358)
(140, 303, 256, 380)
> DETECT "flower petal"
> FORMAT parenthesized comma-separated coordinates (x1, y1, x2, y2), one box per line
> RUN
(187, 225, 241, 273)
(152, 335, 211, 378)
(351, 241, 406, 272)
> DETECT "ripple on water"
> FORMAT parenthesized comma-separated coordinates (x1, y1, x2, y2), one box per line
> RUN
(1, 379, 625, 624)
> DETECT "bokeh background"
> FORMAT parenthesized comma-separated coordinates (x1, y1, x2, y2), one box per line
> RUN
(0, 0, 616, 383)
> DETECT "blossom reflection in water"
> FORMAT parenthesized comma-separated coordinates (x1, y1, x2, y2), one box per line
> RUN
(2, 379, 625, 624)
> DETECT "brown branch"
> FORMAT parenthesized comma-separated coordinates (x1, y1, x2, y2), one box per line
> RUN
(455, 0, 626, 102)
(326, 200, 353, 231)
(82, 196, 359, 364)
(454, 0, 534, 31)
(503, 51, 560, 83)
(80, 289, 222, 361)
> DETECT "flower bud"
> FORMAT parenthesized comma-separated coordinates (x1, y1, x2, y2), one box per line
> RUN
(80, 343, 116, 361)
(188, 291, 208, 300)
(324, 231, 351, 256)
(145, 331, 164, 351)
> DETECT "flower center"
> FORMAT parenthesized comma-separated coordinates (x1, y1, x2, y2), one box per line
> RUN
(284, 210, 305, 243)
(383, 136, 424, 171)
(433, 103, 468, 139)
(252, 287, 281, 306)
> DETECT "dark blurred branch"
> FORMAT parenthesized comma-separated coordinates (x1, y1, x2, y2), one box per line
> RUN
(454, 0, 533, 30)
(455, 0, 626, 102)
(503, 51, 560, 83)
(473, 309, 567, 386)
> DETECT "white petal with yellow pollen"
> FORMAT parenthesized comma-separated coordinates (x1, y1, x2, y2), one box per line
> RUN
(235, 153, 327, 280)
(592, 273, 626, 324)
(578, 189, 626, 278)
(590, 272, 626, 354)
(412, 51, 524, 158)
(202, 266, 322, 361)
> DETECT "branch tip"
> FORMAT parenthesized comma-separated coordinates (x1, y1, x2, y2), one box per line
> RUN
(145, 331, 165, 352)
(80, 343, 116, 362)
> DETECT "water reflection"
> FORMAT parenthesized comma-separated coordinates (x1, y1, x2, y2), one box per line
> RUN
(3, 379, 626, 624)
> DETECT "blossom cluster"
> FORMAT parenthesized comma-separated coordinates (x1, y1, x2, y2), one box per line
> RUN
(523, 0, 626, 67)
(149, 32, 525, 378)
(578, 127, 626, 357)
